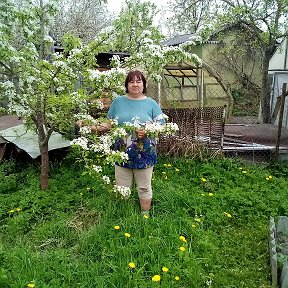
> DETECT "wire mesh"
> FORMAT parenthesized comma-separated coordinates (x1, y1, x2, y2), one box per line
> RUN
(147, 76, 288, 163)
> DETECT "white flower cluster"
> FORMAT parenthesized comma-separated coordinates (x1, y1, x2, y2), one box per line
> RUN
(113, 185, 131, 199)
(79, 126, 92, 135)
(90, 135, 113, 154)
(92, 165, 102, 173)
(118, 151, 129, 162)
(43, 35, 54, 43)
(163, 123, 179, 135)
(74, 113, 98, 125)
(87, 67, 126, 81)
(144, 122, 164, 134)
(112, 127, 127, 139)
(93, 99, 104, 110)
(110, 55, 121, 68)
(102, 175, 110, 184)
(71, 137, 88, 150)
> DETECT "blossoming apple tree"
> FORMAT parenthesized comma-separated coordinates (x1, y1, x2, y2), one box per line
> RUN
(0, 0, 202, 190)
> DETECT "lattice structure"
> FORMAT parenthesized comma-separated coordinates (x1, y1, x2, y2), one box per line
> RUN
(158, 106, 226, 156)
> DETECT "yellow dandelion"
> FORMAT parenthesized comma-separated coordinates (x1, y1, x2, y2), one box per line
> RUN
(195, 218, 201, 223)
(175, 168, 180, 172)
(179, 246, 186, 251)
(163, 164, 167, 167)
(143, 214, 149, 219)
(201, 177, 207, 183)
(128, 262, 136, 269)
(152, 275, 161, 282)
(179, 236, 187, 242)
(265, 177, 270, 180)
(242, 170, 247, 174)
(9, 209, 15, 213)
(269, 175, 273, 179)
(16, 207, 21, 212)
(114, 225, 120, 230)
(208, 193, 214, 196)
(224, 212, 232, 218)
(192, 224, 197, 228)
(167, 163, 172, 167)
(27, 283, 35, 288)
(175, 276, 180, 281)
(86, 187, 90, 191)
(124, 232, 131, 238)
(162, 266, 169, 272)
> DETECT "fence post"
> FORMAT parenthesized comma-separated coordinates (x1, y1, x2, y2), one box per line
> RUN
(275, 83, 288, 160)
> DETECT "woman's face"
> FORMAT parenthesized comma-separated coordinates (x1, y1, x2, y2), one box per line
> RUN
(127, 76, 144, 96)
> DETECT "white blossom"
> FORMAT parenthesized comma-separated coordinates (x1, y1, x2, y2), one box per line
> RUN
(44, 35, 54, 43)
(164, 123, 179, 135)
(94, 99, 104, 110)
(102, 175, 110, 184)
(71, 137, 88, 150)
(113, 185, 131, 198)
(79, 126, 92, 135)
(112, 127, 127, 139)
(92, 165, 102, 173)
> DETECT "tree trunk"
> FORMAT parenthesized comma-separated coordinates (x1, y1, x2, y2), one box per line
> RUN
(40, 140, 49, 190)
(261, 52, 271, 123)
(37, 116, 49, 190)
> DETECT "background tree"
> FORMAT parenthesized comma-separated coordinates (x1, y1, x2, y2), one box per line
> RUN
(108, 0, 163, 53)
(51, 0, 113, 44)
(209, 0, 288, 123)
(207, 24, 263, 116)
(166, 0, 216, 36)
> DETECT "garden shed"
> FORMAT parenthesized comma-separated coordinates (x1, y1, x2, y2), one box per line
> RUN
(155, 34, 233, 115)
(269, 37, 288, 128)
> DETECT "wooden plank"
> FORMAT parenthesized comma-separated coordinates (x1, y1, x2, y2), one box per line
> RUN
(269, 217, 277, 287)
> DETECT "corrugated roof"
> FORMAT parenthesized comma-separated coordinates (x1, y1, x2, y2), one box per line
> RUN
(161, 34, 218, 46)
(161, 34, 198, 46)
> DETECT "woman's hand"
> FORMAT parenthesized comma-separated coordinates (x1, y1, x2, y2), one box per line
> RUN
(136, 128, 146, 139)
(91, 122, 112, 133)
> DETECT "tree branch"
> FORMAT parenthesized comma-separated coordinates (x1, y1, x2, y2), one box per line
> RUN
(0, 61, 12, 73)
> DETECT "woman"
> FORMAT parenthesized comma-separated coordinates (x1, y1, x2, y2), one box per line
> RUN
(107, 70, 165, 215)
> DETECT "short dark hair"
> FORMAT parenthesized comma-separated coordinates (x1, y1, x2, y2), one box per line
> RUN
(125, 70, 147, 94)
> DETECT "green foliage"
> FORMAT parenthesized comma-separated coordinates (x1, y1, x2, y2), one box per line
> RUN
(1, 156, 287, 287)
(61, 33, 82, 52)
(231, 87, 259, 116)
(166, 0, 213, 35)
(110, 0, 163, 53)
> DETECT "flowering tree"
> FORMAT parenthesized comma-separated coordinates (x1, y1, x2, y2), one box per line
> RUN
(107, 0, 163, 53)
(0, 0, 115, 189)
(52, 0, 113, 44)
(1, 0, 202, 191)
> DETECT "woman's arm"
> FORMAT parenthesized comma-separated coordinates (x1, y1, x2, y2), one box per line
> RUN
(76, 120, 111, 133)
(90, 122, 112, 133)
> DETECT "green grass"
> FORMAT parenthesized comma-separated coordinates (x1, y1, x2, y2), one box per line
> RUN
(1, 155, 288, 287)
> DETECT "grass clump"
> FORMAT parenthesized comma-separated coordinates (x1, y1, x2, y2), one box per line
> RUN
(0, 156, 287, 287)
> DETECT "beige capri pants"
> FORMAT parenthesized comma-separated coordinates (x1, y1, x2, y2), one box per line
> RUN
(115, 165, 153, 200)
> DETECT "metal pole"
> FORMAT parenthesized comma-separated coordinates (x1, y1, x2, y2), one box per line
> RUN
(275, 83, 288, 160)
